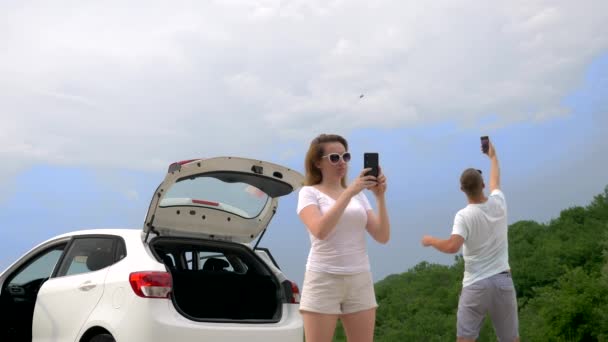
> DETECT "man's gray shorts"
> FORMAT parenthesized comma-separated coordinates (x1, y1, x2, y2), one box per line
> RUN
(457, 272, 519, 341)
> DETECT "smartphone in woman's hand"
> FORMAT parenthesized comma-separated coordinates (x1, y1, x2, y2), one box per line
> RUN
(364, 153, 379, 178)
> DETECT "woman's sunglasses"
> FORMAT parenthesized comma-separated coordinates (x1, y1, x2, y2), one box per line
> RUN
(322, 152, 351, 164)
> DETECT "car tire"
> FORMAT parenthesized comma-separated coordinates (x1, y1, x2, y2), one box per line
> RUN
(89, 334, 115, 342)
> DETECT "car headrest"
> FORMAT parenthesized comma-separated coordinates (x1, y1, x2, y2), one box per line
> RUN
(202, 258, 230, 271)
(86, 250, 114, 271)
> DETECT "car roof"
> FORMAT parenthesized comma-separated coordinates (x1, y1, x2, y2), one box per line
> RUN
(52, 228, 141, 240)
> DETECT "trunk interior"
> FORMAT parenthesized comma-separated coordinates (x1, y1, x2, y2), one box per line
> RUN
(150, 237, 283, 322)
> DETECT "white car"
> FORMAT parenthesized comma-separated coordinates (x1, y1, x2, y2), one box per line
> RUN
(0, 157, 304, 342)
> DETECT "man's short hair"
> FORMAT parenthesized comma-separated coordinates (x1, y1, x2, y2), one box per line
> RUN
(460, 168, 484, 197)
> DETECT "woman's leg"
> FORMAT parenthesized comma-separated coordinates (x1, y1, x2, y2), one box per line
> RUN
(301, 311, 339, 342)
(340, 308, 376, 342)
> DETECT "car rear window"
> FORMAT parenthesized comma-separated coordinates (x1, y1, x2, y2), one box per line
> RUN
(159, 174, 270, 219)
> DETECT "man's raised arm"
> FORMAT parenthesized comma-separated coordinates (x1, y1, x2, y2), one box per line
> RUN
(487, 141, 500, 192)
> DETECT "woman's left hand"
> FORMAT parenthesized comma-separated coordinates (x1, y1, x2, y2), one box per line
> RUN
(369, 167, 387, 197)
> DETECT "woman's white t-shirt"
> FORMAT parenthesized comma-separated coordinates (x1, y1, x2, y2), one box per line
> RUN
(296, 185, 372, 274)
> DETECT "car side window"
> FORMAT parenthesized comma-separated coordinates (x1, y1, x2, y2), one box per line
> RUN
(56, 238, 115, 277)
(8, 245, 66, 287)
(185, 251, 195, 270)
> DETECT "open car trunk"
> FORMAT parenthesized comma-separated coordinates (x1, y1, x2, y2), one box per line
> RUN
(150, 237, 283, 323)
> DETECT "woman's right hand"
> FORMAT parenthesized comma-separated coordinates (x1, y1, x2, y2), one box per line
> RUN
(346, 168, 378, 197)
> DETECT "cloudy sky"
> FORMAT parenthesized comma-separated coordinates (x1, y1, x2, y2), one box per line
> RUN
(1, 0, 607, 286)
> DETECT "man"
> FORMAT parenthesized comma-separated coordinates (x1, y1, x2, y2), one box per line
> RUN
(421, 140, 519, 342)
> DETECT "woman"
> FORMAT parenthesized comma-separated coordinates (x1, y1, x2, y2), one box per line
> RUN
(297, 133, 390, 342)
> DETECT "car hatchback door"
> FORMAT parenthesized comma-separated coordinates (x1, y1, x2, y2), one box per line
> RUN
(143, 157, 303, 243)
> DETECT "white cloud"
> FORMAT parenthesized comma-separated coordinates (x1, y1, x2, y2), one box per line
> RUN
(0, 0, 607, 178)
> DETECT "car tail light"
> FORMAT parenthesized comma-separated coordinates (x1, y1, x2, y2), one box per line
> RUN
(289, 280, 300, 304)
(177, 159, 198, 166)
(129, 271, 172, 298)
(167, 159, 200, 173)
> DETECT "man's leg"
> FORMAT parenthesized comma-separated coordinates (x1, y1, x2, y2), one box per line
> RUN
(456, 279, 490, 341)
(488, 273, 519, 342)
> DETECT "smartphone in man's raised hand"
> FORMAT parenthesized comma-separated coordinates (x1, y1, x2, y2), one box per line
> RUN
(481, 136, 489, 154)
(364, 153, 379, 178)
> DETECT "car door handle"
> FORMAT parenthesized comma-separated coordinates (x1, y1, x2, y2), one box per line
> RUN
(78, 281, 97, 292)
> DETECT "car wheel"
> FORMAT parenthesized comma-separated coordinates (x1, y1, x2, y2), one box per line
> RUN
(89, 334, 115, 342)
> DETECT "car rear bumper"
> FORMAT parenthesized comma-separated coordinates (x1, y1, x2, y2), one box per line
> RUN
(108, 298, 303, 342)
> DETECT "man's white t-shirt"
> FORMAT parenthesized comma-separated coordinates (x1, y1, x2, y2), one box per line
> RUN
(452, 189, 510, 288)
(297, 186, 372, 274)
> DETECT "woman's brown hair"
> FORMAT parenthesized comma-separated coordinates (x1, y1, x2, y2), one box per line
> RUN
(304, 134, 349, 188)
